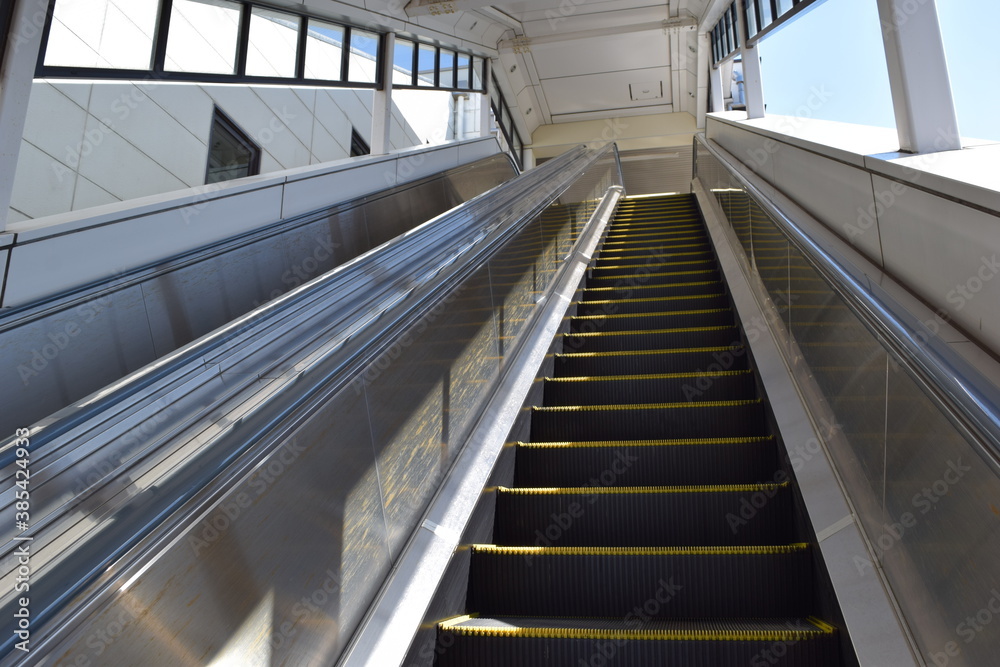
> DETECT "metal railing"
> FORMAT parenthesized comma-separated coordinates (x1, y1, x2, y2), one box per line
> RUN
(696, 133, 1000, 667)
(0, 141, 624, 664)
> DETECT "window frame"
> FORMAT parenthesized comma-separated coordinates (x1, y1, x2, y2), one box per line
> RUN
(205, 105, 261, 184)
(36, 0, 384, 90)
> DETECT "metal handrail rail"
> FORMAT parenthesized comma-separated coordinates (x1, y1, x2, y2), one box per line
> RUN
(0, 141, 621, 659)
(697, 134, 1000, 475)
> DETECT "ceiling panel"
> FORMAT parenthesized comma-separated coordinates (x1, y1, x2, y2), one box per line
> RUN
(521, 5, 670, 36)
(499, 0, 668, 23)
(529, 30, 669, 80)
(541, 67, 673, 116)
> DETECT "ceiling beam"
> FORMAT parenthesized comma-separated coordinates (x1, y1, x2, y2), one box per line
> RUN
(498, 17, 697, 52)
(403, 0, 496, 18)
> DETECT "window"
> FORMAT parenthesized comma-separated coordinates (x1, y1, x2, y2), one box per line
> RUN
(348, 29, 380, 83)
(206, 108, 261, 184)
(44, 0, 159, 69)
(38, 0, 383, 89)
(393, 39, 415, 85)
(456, 54, 471, 90)
(165, 0, 241, 75)
(246, 7, 300, 78)
(305, 19, 344, 81)
(350, 128, 371, 157)
(417, 43, 436, 86)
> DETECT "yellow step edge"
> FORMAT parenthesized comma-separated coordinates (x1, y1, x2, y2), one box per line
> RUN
(574, 292, 725, 306)
(593, 260, 715, 271)
(532, 398, 762, 412)
(583, 281, 722, 292)
(557, 345, 743, 358)
(497, 481, 789, 495)
(516, 436, 774, 448)
(571, 307, 729, 320)
(545, 369, 751, 382)
(561, 324, 735, 337)
(470, 543, 808, 556)
(594, 252, 714, 261)
(587, 269, 718, 280)
(438, 618, 834, 642)
(600, 240, 708, 248)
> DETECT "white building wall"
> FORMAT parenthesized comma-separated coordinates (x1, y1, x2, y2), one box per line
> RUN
(8, 80, 422, 222)
(10, 0, 423, 222)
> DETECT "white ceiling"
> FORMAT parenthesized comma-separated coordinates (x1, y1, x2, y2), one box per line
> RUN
(310, 0, 715, 138)
(477, 1, 710, 133)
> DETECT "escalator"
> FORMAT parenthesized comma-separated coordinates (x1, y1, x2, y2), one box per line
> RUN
(435, 194, 843, 665)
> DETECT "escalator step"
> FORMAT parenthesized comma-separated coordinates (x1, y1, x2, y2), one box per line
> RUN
(554, 346, 749, 377)
(467, 544, 813, 618)
(574, 292, 730, 316)
(492, 483, 794, 546)
(512, 437, 780, 487)
(542, 370, 756, 405)
(560, 325, 739, 353)
(580, 279, 722, 299)
(530, 399, 767, 441)
(585, 268, 721, 287)
(593, 251, 715, 265)
(436, 616, 839, 667)
(589, 260, 716, 279)
(569, 308, 734, 332)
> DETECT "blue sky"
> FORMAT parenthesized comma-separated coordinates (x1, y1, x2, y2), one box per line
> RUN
(757, 0, 1000, 141)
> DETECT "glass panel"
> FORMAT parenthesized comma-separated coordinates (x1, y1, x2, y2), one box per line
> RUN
(44, 0, 159, 69)
(472, 56, 484, 90)
(730, 5, 740, 49)
(165, 0, 241, 75)
(364, 264, 499, 555)
(758, 0, 895, 128)
(206, 113, 259, 183)
(305, 18, 344, 81)
(393, 38, 415, 85)
(776, 0, 794, 17)
(417, 43, 436, 86)
(347, 29, 379, 83)
(246, 7, 300, 78)
(760, 0, 773, 26)
(747, 0, 759, 36)
(456, 53, 471, 89)
(439, 49, 456, 88)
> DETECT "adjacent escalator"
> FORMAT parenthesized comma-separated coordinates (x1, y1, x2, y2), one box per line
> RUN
(435, 193, 843, 665)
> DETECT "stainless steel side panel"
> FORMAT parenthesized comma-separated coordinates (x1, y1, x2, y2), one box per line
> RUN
(0, 154, 517, 438)
(697, 137, 1000, 667)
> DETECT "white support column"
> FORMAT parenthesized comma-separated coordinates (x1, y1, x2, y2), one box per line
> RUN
(371, 32, 395, 155)
(479, 58, 492, 138)
(876, 0, 961, 153)
(709, 65, 724, 113)
(735, 2, 764, 119)
(696, 33, 710, 128)
(0, 0, 48, 230)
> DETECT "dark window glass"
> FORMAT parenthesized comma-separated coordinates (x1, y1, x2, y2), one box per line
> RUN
(350, 128, 370, 157)
(206, 108, 261, 183)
